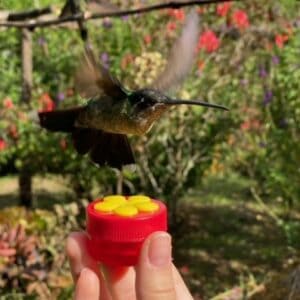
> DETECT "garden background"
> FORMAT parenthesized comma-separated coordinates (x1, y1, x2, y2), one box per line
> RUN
(0, 0, 300, 299)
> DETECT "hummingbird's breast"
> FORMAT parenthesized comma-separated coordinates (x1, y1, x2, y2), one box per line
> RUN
(75, 98, 150, 135)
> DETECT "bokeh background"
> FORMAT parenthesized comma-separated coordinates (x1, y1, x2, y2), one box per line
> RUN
(0, 0, 300, 299)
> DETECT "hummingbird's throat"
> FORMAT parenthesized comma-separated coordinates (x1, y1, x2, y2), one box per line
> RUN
(135, 104, 169, 134)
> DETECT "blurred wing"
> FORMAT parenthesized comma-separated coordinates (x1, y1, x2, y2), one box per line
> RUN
(151, 10, 199, 92)
(74, 44, 127, 99)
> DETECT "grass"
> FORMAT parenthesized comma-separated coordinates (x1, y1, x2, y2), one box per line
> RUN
(0, 173, 299, 299)
(0, 175, 74, 209)
(172, 173, 300, 298)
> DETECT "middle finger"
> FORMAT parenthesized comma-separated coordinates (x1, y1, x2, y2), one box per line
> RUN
(103, 265, 136, 300)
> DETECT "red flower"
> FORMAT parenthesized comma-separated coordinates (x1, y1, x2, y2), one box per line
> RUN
(216, 2, 232, 17)
(240, 119, 261, 131)
(167, 21, 177, 33)
(39, 93, 55, 112)
(167, 9, 185, 22)
(198, 30, 220, 53)
(0, 139, 6, 151)
(144, 35, 152, 45)
(3, 97, 14, 109)
(232, 9, 249, 30)
(275, 34, 289, 49)
(175, 9, 185, 21)
(240, 121, 251, 131)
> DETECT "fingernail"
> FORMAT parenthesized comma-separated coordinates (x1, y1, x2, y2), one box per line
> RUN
(148, 233, 171, 267)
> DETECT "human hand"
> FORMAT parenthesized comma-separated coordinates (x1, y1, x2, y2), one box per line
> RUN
(66, 231, 193, 300)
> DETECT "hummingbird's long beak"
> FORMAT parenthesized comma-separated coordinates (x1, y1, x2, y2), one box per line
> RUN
(162, 98, 229, 111)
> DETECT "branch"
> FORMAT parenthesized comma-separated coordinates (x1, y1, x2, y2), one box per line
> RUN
(0, 0, 237, 29)
(250, 187, 281, 224)
(7, 7, 52, 21)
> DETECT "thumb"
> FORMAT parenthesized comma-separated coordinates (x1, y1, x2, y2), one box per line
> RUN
(135, 232, 175, 300)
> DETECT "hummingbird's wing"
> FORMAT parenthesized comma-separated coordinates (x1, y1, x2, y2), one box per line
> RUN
(75, 45, 127, 99)
(151, 10, 199, 92)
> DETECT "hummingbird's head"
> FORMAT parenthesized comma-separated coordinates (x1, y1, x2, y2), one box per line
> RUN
(129, 89, 170, 121)
(129, 88, 228, 116)
(128, 88, 228, 134)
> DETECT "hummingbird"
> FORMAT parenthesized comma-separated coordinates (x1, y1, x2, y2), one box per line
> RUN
(39, 11, 228, 169)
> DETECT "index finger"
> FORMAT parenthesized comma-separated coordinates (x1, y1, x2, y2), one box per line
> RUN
(102, 265, 136, 300)
(66, 231, 112, 300)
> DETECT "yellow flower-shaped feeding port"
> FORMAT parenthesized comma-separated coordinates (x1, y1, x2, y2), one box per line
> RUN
(127, 195, 151, 204)
(114, 205, 138, 217)
(94, 195, 159, 217)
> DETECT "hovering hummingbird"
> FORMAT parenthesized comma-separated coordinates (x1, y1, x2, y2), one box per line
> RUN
(39, 11, 228, 169)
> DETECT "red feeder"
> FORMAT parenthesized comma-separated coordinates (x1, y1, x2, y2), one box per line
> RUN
(86, 195, 167, 266)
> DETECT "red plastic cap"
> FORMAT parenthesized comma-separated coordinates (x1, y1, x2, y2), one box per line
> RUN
(86, 196, 167, 266)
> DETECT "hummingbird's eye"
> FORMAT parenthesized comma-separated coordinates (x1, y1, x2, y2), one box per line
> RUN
(137, 96, 152, 110)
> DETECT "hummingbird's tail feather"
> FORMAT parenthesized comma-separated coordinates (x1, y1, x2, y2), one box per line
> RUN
(89, 131, 135, 169)
(39, 107, 84, 132)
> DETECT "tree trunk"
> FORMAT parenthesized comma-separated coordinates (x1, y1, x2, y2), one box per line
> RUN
(19, 171, 33, 207)
(19, 28, 33, 207)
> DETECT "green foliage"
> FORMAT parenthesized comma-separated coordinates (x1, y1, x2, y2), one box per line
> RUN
(262, 34, 300, 204)
(224, 29, 300, 206)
